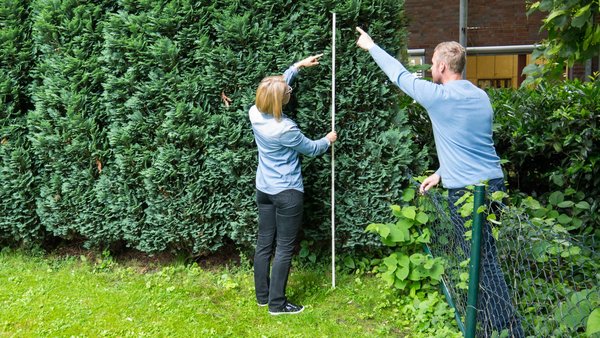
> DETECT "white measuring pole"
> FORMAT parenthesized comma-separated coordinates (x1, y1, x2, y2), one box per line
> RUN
(331, 12, 336, 289)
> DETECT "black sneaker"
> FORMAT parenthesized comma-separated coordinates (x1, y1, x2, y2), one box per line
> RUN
(268, 302, 304, 315)
(257, 302, 268, 307)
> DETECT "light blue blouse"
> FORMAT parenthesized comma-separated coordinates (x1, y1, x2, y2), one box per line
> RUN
(249, 65, 330, 195)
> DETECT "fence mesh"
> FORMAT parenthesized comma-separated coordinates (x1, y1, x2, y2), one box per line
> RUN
(414, 181, 599, 337)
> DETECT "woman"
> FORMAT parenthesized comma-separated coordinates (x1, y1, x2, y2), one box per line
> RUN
(250, 54, 337, 315)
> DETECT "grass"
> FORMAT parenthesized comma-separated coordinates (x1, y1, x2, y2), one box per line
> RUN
(0, 248, 429, 337)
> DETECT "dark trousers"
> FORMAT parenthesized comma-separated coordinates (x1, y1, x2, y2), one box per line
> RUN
(253, 189, 303, 310)
(448, 178, 524, 337)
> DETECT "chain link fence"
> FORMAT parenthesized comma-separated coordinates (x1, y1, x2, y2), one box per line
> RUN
(415, 181, 599, 337)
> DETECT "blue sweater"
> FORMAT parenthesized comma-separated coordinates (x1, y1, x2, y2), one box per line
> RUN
(250, 66, 330, 195)
(369, 45, 503, 189)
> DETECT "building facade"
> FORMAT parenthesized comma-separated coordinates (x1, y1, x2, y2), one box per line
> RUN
(404, 0, 597, 87)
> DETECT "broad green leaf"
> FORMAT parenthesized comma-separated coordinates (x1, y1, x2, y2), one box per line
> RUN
(454, 192, 471, 206)
(553, 142, 562, 152)
(460, 202, 474, 218)
(556, 291, 593, 328)
(299, 247, 309, 258)
(388, 223, 411, 243)
(395, 263, 410, 280)
(409, 253, 426, 265)
(415, 211, 429, 225)
(492, 227, 499, 241)
(491, 191, 507, 201)
(575, 201, 591, 210)
(551, 174, 565, 187)
(365, 223, 380, 233)
(394, 279, 408, 290)
(408, 267, 422, 281)
(381, 237, 396, 247)
(570, 218, 583, 230)
(428, 263, 445, 281)
(397, 253, 410, 268)
(549, 191, 564, 205)
(539, 0, 554, 11)
(382, 270, 395, 286)
(527, 1, 540, 13)
(396, 218, 415, 231)
(402, 206, 417, 220)
(391, 205, 402, 218)
(548, 210, 560, 219)
(379, 224, 391, 238)
(415, 228, 431, 244)
(586, 308, 600, 336)
(557, 213, 572, 224)
(571, 11, 591, 28)
(423, 257, 434, 269)
(383, 255, 398, 268)
(560, 246, 581, 258)
(402, 188, 415, 202)
(343, 256, 355, 269)
(557, 201, 575, 208)
(571, 3, 592, 28)
(545, 9, 567, 23)
(522, 63, 541, 77)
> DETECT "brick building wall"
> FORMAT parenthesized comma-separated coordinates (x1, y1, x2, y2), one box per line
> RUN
(404, 0, 546, 62)
(403, 0, 597, 82)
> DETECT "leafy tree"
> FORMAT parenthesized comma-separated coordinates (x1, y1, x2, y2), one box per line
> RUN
(524, 0, 600, 85)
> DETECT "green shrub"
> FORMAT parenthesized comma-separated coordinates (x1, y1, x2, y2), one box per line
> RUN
(490, 80, 600, 199)
(366, 187, 445, 295)
(0, 0, 40, 245)
(27, 0, 112, 246)
(1, 0, 424, 254)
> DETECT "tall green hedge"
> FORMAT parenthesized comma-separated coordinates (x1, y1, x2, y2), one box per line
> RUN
(0, 0, 425, 254)
(27, 0, 113, 246)
(0, 0, 39, 245)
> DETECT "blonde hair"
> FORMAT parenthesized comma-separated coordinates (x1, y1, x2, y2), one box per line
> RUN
(255, 75, 287, 121)
(434, 41, 466, 74)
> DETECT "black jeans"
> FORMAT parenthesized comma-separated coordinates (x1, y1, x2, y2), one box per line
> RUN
(253, 189, 303, 310)
(448, 178, 524, 337)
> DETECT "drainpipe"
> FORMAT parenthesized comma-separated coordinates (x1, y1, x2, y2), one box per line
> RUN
(460, 0, 468, 79)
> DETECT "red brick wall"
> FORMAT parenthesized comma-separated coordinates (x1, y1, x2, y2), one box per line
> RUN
(404, 0, 546, 62)
(403, 1, 460, 52)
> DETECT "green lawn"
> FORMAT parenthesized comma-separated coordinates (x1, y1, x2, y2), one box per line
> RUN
(0, 249, 460, 337)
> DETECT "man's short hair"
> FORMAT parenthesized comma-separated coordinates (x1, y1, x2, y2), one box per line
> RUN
(434, 41, 466, 74)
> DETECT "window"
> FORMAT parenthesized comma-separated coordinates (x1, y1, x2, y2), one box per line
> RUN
(408, 55, 426, 78)
(477, 78, 512, 89)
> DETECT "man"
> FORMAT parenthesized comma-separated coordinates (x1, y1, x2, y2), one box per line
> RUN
(355, 27, 524, 337)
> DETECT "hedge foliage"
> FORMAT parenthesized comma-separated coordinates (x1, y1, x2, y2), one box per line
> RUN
(490, 80, 600, 200)
(1, 0, 426, 253)
(0, 0, 40, 245)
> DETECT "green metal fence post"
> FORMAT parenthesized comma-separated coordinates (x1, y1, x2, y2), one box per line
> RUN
(465, 184, 486, 338)
(422, 242, 466, 334)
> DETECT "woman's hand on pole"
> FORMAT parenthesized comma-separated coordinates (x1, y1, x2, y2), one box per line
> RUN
(295, 54, 324, 69)
(326, 131, 337, 144)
